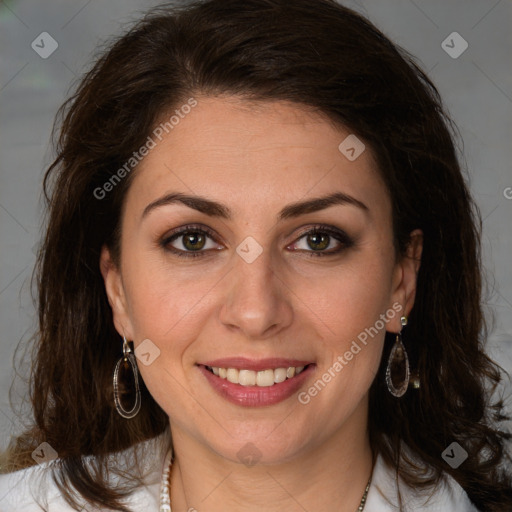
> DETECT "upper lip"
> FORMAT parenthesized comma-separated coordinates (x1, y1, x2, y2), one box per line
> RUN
(199, 357, 314, 371)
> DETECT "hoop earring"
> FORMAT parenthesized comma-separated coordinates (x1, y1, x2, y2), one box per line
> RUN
(385, 315, 410, 397)
(113, 336, 141, 419)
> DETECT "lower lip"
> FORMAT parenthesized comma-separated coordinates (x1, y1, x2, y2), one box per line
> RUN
(198, 364, 315, 407)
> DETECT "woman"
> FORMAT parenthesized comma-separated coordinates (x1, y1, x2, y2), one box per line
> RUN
(0, 0, 511, 510)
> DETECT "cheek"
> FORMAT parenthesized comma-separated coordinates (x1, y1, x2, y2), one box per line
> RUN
(295, 259, 392, 417)
(299, 257, 394, 340)
(121, 249, 222, 348)
(296, 254, 394, 401)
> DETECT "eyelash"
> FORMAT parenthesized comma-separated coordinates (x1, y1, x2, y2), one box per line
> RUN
(160, 223, 354, 258)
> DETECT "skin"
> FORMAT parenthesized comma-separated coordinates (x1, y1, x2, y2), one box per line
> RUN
(101, 95, 422, 512)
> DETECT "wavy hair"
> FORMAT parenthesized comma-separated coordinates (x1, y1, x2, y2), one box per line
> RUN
(2, 0, 511, 510)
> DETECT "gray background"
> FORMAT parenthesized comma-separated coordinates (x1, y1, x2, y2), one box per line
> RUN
(1, 0, 511, 451)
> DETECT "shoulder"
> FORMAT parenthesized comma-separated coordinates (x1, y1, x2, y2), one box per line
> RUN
(0, 434, 169, 511)
(0, 463, 161, 512)
(0, 463, 70, 511)
(365, 452, 479, 512)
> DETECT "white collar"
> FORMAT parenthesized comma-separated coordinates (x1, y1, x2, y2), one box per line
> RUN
(364, 450, 478, 511)
(0, 433, 478, 511)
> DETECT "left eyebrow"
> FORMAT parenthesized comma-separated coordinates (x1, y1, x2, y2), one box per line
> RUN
(141, 191, 369, 221)
(278, 191, 369, 220)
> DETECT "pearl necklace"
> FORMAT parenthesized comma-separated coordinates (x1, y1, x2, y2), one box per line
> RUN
(159, 449, 173, 512)
(159, 450, 371, 511)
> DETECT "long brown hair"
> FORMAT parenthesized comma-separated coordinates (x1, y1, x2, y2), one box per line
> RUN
(2, 1, 511, 510)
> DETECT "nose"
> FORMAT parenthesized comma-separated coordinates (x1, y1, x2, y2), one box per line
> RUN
(219, 245, 294, 340)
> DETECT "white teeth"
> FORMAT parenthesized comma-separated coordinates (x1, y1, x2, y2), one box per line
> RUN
(226, 368, 239, 384)
(256, 369, 275, 387)
(273, 368, 287, 383)
(209, 365, 307, 386)
(239, 369, 256, 386)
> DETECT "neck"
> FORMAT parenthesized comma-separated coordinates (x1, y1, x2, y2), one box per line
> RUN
(167, 407, 374, 512)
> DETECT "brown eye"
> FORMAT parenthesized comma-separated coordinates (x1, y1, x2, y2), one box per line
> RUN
(306, 232, 330, 251)
(181, 232, 207, 251)
(160, 225, 222, 258)
(289, 225, 354, 257)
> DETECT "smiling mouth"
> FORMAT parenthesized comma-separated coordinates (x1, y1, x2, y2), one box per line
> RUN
(203, 364, 313, 387)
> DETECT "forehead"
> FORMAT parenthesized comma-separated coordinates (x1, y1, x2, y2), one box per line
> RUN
(125, 95, 389, 221)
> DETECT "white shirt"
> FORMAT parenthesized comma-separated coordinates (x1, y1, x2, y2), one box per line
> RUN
(0, 436, 479, 512)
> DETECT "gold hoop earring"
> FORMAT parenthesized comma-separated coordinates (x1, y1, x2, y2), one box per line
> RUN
(113, 336, 141, 419)
(385, 315, 410, 397)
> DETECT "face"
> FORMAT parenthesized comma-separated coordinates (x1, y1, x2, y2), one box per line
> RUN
(102, 95, 421, 465)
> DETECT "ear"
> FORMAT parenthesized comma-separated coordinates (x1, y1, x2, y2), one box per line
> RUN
(100, 245, 135, 340)
(387, 229, 423, 332)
